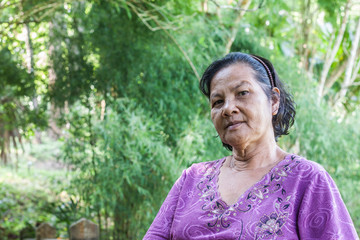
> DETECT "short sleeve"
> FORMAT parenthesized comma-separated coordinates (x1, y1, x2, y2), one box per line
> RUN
(143, 170, 186, 240)
(297, 170, 359, 239)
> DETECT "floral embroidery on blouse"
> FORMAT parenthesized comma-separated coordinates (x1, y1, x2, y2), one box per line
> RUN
(196, 155, 300, 233)
(254, 194, 293, 239)
(255, 212, 286, 238)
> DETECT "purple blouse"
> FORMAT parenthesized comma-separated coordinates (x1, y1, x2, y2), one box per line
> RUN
(144, 154, 359, 239)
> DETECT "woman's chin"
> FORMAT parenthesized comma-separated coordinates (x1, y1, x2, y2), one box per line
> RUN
(223, 136, 249, 149)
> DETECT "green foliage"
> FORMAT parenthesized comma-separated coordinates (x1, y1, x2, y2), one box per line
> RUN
(0, 137, 74, 239)
(51, 196, 83, 237)
(46, 3, 95, 107)
(1, 0, 360, 237)
(62, 98, 178, 238)
(0, 47, 47, 163)
(175, 116, 229, 167)
(317, 0, 347, 20)
(0, 48, 33, 96)
(0, 168, 58, 239)
(0, 181, 50, 236)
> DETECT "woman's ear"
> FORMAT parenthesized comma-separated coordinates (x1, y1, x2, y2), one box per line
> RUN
(271, 87, 280, 115)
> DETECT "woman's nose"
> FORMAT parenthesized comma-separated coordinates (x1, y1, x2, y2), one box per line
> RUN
(222, 99, 239, 117)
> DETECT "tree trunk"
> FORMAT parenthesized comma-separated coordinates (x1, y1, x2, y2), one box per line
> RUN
(48, 18, 63, 139)
(21, 0, 41, 144)
(337, 17, 360, 101)
(318, 0, 351, 100)
(113, 200, 122, 240)
(323, 48, 360, 95)
(97, 207, 102, 240)
(24, 23, 34, 77)
(224, 0, 252, 54)
(300, 0, 312, 70)
(23, 21, 42, 144)
(105, 207, 109, 240)
(350, 58, 360, 84)
(325, 59, 348, 90)
(201, 0, 209, 13)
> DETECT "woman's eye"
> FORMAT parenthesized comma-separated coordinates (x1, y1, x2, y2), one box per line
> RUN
(238, 91, 249, 96)
(212, 100, 223, 107)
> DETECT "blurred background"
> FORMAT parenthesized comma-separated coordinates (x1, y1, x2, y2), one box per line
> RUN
(1, 0, 360, 239)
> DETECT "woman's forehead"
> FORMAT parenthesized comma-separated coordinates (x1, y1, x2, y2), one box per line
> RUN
(210, 64, 257, 91)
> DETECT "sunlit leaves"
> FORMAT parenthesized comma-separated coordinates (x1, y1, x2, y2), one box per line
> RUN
(62, 98, 178, 239)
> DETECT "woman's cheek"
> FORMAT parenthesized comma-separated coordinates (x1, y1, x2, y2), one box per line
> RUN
(211, 113, 221, 134)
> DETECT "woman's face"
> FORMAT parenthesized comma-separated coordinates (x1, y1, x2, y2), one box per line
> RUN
(210, 63, 278, 149)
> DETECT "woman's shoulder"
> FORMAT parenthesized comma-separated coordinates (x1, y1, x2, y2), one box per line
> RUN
(184, 157, 226, 178)
(289, 154, 326, 171)
(285, 154, 332, 181)
(190, 157, 225, 168)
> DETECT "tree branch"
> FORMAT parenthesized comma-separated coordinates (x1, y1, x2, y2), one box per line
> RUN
(209, 0, 264, 12)
(0, 19, 42, 24)
(225, 0, 253, 54)
(318, 0, 351, 100)
(152, 18, 200, 80)
(323, 48, 360, 95)
(0, 0, 21, 10)
(338, 17, 360, 101)
(126, 1, 200, 80)
(0, 0, 62, 27)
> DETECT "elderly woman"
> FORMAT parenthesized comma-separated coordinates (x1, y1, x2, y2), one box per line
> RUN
(144, 52, 358, 239)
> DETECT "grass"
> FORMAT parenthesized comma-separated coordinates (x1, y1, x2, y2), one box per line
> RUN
(0, 135, 73, 239)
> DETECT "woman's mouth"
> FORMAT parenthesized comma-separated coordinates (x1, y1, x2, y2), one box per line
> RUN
(226, 121, 243, 130)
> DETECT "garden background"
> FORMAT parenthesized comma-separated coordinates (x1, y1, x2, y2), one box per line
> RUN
(1, 0, 360, 238)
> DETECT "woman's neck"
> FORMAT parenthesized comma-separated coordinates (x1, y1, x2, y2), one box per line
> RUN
(229, 140, 286, 172)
